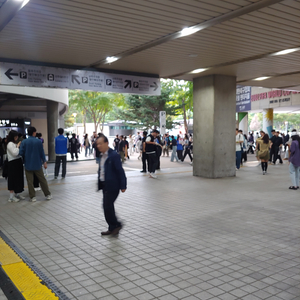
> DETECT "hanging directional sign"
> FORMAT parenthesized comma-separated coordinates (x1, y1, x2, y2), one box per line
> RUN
(0, 62, 161, 95)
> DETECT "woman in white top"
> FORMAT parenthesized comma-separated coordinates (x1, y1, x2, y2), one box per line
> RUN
(7, 130, 25, 202)
(136, 137, 142, 159)
(128, 134, 134, 155)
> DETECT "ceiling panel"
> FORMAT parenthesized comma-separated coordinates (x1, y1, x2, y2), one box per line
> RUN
(0, 0, 300, 90)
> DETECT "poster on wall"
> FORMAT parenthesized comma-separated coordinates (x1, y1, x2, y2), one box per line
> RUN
(236, 85, 251, 112)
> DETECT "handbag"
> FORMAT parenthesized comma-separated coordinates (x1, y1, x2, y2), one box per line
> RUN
(2, 159, 8, 179)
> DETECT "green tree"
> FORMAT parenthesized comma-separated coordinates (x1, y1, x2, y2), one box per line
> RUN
(165, 80, 193, 134)
(69, 90, 124, 132)
(115, 82, 177, 130)
(248, 112, 300, 132)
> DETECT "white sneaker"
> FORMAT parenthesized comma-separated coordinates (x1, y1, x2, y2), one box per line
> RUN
(46, 194, 52, 201)
(34, 187, 41, 191)
(15, 195, 25, 200)
(8, 196, 20, 203)
(149, 173, 157, 179)
(30, 197, 37, 202)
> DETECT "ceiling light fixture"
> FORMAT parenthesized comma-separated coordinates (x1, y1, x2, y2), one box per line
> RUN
(190, 68, 207, 74)
(21, 0, 30, 8)
(106, 56, 119, 64)
(180, 27, 199, 37)
(0, 0, 30, 33)
(14, 0, 30, 8)
(272, 48, 299, 56)
(253, 76, 270, 81)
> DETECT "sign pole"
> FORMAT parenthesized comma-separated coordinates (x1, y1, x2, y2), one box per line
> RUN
(159, 111, 166, 135)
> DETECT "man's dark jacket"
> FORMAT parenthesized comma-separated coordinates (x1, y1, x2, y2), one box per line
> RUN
(98, 148, 127, 192)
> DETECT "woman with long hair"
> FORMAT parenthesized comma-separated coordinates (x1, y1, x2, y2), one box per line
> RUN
(6, 130, 25, 202)
(288, 132, 300, 190)
(84, 133, 90, 157)
(256, 133, 271, 175)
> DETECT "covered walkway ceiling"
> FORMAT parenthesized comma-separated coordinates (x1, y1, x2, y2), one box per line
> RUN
(0, 0, 300, 90)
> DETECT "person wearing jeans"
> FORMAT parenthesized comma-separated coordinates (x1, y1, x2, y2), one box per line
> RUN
(236, 128, 244, 170)
(170, 136, 178, 162)
(288, 132, 300, 190)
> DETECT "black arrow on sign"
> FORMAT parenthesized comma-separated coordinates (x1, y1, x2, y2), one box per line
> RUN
(72, 75, 80, 85)
(124, 80, 131, 89)
(150, 82, 158, 91)
(5, 69, 18, 80)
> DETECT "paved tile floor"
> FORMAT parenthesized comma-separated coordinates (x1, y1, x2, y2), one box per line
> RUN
(0, 156, 299, 300)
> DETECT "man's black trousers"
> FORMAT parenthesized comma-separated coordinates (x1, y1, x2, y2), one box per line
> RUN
(269, 147, 275, 162)
(142, 152, 147, 172)
(55, 155, 66, 177)
(70, 150, 78, 159)
(147, 153, 157, 173)
(273, 147, 282, 164)
(103, 189, 121, 232)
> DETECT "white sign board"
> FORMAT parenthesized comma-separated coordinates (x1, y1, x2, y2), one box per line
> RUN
(0, 62, 161, 95)
(159, 111, 166, 135)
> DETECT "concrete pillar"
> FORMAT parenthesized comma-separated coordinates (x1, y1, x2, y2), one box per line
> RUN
(238, 112, 248, 134)
(47, 101, 59, 162)
(263, 108, 273, 137)
(193, 74, 236, 178)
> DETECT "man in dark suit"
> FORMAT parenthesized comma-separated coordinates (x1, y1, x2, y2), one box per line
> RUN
(97, 134, 127, 236)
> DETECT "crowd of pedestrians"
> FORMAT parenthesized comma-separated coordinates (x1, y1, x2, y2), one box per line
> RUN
(235, 128, 300, 189)
(3, 124, 300, 205)
(2, 124, 300, 240)
(111, 131, 193, 179)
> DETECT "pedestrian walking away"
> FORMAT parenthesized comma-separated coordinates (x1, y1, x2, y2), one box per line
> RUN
(256, 133, 271, 175)
(70, 133, 79, 161)
(97, 135, 127, 236)
(170, 135, 179, 162)
(19, 126, 52, 202)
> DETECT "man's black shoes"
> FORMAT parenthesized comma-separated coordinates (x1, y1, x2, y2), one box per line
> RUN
(101, 226, 122, 236)
(111, 226, 122, 236)
(101, 230, 112, 235)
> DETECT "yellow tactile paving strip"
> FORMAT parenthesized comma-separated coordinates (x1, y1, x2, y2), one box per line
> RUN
(0, 237, 58, 300)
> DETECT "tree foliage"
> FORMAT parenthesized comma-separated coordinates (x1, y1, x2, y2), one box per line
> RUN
(115, 82, 177, 130)
(68, 90, 124, 132)
(114, 80, 193, 131)
(165, 80, 193, 133)
(248, 112, 300, 132)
